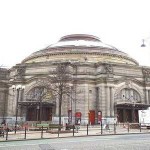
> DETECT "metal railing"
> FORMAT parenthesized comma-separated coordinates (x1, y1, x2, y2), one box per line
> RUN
(0, 123, 150, 141)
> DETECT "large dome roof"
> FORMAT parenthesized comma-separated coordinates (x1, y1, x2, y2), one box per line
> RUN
(48, 34, 114, 48)
(22, 34, 138, 65)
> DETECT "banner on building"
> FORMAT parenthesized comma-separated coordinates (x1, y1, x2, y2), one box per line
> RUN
(98, 111, 102, 123)
(68, 110, 72, 124)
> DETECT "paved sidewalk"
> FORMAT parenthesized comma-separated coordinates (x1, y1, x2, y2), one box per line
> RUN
(0, 125, 150, 141)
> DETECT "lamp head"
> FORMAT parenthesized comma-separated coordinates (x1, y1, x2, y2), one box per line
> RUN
(22, 86, 25, 89)
(141, 39, 146, 47)
(12, 85, 15, 89)
(141, 44, 146, 47)
(12, 85, 16, 91)
(16, 85, 21, 89)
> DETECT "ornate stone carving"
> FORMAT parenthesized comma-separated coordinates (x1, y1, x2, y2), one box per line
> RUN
(104, 64, 113, 74)
(142, 68, 150, 76)
(125, 80, 132, 89)
(16, 66, 26, 78)
(36, 78, 47, 84)
(142, 68, 150, 82)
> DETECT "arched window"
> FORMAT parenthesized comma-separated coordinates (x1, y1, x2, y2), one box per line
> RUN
(115, 88, 141, 102)
(26, 86, 53, 102)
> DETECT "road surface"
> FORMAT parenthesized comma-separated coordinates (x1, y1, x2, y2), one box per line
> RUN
(0, 133, 150, 150)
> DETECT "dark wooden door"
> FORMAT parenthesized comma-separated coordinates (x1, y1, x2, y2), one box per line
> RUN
(89, 110, 95, 125)
(26, 107, 52, 121)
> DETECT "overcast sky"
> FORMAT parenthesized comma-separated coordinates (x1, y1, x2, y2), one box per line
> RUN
(0, 0, 150, 68)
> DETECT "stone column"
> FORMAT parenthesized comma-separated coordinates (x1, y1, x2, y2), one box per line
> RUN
(98, 87, 102, 113)
(146, 90, 149, 104)
(96, 87, 99, 115)
(84, 83, 88, 117)
(110, 87, 114, 117)
(149, 90, 150, 104)
(143, 89, 149, 104)
(99, 85, 105, 116)
(106, 86, 110, 117)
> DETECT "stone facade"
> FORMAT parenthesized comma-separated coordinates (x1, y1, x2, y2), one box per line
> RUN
(0, 68, 9, 123)
(0, 34, 150, 125)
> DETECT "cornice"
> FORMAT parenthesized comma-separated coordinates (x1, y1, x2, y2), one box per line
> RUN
(22, 50, 138, 65)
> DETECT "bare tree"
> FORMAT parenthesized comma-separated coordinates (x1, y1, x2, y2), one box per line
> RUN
(37, 62, 72, 129)
(48, 62, 72, 129)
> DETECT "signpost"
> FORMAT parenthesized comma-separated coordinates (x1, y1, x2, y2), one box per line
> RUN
(138, 110, 150, 127)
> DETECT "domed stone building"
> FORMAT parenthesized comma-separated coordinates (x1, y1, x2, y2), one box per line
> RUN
(1, 34, 150, 125)
(0, 68, 9, 122)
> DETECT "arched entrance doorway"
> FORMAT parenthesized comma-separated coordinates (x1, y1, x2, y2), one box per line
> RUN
(26, 104, 53, 121)
(21, 86, 56, 122)
(114, 88, 149, 123)
(116, 103, 145, 123)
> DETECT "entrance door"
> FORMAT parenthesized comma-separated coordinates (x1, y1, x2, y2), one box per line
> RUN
(117, 108, 138, 123)
(135, 110, 139, 122)
(117, 109, 123, 122)
(43, 107, 52, 121)
(27, 107, 36, 121)
(26, 107, 52, 121)
(89, 110, 95, 125)
(125, 109, 132, 122)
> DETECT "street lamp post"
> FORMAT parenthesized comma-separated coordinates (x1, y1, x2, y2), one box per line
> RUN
(84, 57, 89, 124)
(74, 64, 77, 125)
(36, 105, 40, 121)
(97, 110, 103, 134)
(12, 85, 25, 134)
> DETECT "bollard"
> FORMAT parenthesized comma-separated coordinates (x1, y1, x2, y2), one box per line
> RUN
(114, 123, 116, 134)
(41, 126, 43, 138)
(6, 128, 8, 141)
(101, 122, 103, 134)
(127, 123, 130, 133)
(73, 125, 75, 136)
(87, 124, 88, 135)
(24, 127, 27, 139)
(14, 125, 17, 134)
(140, 123, 141, 132)
(58, 126, 60, 137)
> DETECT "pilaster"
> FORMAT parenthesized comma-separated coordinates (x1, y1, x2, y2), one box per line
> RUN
(106, 86, 110, 117)
(146, 89, 149, 104)
(110, 87, 114, 117)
